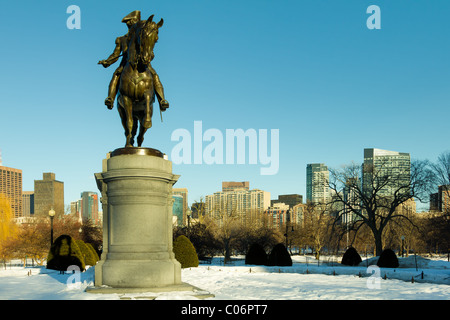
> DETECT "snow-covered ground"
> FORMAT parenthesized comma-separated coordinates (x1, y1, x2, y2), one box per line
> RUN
(0, 255, 449, 300)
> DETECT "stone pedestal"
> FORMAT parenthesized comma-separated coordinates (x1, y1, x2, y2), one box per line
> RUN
(92, 147, 181, 289)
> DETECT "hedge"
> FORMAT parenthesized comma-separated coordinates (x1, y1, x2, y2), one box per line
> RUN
(173, 235, 199, 268)
(47, 235, 85, 272)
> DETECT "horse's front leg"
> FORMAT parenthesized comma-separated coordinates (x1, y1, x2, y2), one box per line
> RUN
(137, 93, 153, 147)
(122, 95, 134, 148)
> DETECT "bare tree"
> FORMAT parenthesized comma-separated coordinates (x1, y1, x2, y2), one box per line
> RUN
(329, 159, 434, 256)
(430, 151, 450, 213)
(301, 202, 334, 259)
(236, 210, 283, 255)
(430, 151, 450, 188)
(212, 214, 241, 263)
(428, 151, 450, 257)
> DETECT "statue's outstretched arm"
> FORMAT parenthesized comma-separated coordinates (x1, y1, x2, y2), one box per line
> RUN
(98, 38, 122, 68)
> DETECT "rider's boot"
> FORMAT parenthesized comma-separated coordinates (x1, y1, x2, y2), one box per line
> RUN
(143, 104, 152, 129)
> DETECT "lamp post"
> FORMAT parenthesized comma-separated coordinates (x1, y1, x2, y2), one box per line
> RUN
(186, 208, 191, 239)
(49, 208, 55, 245)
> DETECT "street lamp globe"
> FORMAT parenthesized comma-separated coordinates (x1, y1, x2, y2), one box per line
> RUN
(49, 208, 56, 246)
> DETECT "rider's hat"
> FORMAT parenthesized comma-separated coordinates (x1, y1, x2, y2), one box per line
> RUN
(122, 10, 141, 23)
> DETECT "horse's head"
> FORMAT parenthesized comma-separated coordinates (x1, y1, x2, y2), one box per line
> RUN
(136, 14, 164, 68)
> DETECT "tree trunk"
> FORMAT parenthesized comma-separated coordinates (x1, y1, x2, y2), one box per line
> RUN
(224, 239, 231, 264)
(373, 230, 383, 256)
(374, 234, 383, 257)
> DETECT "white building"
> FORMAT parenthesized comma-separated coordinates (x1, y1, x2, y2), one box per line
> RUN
(205, 187, 270, 221)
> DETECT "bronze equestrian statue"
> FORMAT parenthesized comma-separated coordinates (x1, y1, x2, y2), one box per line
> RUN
(98, 11, 169, 148)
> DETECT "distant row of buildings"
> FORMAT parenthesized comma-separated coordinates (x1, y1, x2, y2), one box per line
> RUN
(0, 169, 65, 220)
(0, 162, 101, 225)
(2, 147, 448, 229)
(305, 148, 412, 205)
(193, 148, 448, 230)
(70, 192, 101, 225)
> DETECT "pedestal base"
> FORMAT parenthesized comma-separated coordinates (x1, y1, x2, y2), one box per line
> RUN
(100, 258, 181, 288)
(94, 147, 182, 289)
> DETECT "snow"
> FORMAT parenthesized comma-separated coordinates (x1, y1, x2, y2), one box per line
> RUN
(0, 255, 449, 300)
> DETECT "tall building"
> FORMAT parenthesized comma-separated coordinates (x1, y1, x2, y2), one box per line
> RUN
(306, 163, 330, 205)
(271, 194, 303, 209)
(342, 177, 361, 224)
(0, 166, 23, 218)
(70, 200, 82, 222)
(80, 191, 99, 223)
(205, 185, 270, 220)
(362, 148, 411, 198)
(266, 202, 290, 229)
(34, 172, 64, 217)
(22, 191, 34, 217)
(430, 192, 439, 211)
(172, 195, 184, 226)
(222, 181, 249, 192)
(439, 185, 450, 213)
(430, 185, 450, 213)
(173, 188, 188, 225)
(292, 203, 306, 226)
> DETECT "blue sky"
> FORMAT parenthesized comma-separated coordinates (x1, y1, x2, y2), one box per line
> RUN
(0, 1, 449, 211)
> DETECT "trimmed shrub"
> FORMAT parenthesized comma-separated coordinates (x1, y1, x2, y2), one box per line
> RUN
(85, 242, 100, 262)
(47, 235, 85, 272)
(76, 240, 98, 266)
(377, 249, 399, 268)
(267, 243, 292, 267)
(173, 235, 199, 268)
(245, 243, 268, 266)
(341, 247, 362, 266)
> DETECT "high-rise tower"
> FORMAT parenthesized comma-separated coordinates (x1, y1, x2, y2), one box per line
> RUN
(306, 163, 330, 205)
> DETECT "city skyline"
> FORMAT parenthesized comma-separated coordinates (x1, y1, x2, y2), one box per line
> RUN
(0, 145, 443, 215)
(0, 1, 449, 212)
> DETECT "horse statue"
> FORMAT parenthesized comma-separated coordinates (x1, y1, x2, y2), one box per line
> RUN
(116, 14, 165, 148)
